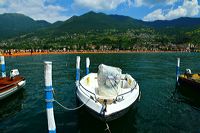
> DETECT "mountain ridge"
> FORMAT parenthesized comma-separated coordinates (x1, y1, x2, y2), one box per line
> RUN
(0, 13, 51, 39)
(1, 12, 200, 38)
(1, 11, 200, 50)
(55, 11, 146, 32)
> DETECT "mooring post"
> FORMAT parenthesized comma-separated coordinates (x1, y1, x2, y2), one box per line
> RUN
(44, 61, 56, 133)
(86, 57, 90, 75)
(76, 56, 80, 86)
(0, 56, 6, 77)
(176, 58, 180, 83)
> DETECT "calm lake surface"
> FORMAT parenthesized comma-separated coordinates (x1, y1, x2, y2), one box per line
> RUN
(1, 52, 200, 133)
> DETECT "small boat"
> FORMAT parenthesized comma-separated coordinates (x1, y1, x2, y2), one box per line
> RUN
(0, 56, 26, 100)
(176, 58, 200, 90)
(76, 61, 140, 121)
(178, 69, 200, 90)
(0, 69, 26, 100)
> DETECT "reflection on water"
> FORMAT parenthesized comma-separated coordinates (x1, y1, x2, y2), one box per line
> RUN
(177, 86, 200, 109)
(0, 89, 25, 121)
(176, 85, 200, 109)
(77, 107, 137, 133)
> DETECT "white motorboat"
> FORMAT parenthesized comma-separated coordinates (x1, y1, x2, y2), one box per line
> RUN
(76, 59, 140, 121)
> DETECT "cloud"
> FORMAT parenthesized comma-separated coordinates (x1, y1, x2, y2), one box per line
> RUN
(143, 9, 165, 21)
(143, 0, 200, 21)
(0, 0, 69, 23)
(73, 0, 132, 10)
(134, 0, 178, 7)
(166, 0, 178, 5)
(0, 0, 6, 4)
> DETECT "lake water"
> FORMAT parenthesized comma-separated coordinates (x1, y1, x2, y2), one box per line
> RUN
(1, 53, 200, 133)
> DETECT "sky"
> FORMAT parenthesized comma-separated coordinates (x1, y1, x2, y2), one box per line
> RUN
(0, 0, 200, 23)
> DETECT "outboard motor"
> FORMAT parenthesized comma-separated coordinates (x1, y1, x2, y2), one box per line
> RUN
(185, 69, 192, 75)
(10, 69, 19, 79)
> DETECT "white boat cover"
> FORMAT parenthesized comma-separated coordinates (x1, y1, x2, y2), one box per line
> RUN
(96, 64, 122, 99)
(121, 74, 136, 89)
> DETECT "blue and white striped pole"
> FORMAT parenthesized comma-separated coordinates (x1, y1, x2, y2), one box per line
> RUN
(0, 56, 6, 77)
(176, 58, 180, 83)
(86, 57, 90, 75)
(76, 56, 80, 86)
(44, 61, 56, 133)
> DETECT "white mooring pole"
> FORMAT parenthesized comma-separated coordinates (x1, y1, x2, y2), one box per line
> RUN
(0, 56, 6, 77)
(86, 57, 90, 75)
(44, 61, 56, 133)
(76, 56, 80, 86)
(176, 58, 180, 83)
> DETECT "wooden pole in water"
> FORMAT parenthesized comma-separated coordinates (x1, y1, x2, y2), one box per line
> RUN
(86, 57, 90, 75)
(44, 61, 56, 133)
(176, 58, 180, 84)
(0, 56, 6, 77)
(76, 56, 80, 86)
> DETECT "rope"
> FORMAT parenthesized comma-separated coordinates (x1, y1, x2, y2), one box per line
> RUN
(105, 122, 111, 133)
(54, 98, 90, 111)
(138, 91, 141, 102)
(107, 76, 119, 96)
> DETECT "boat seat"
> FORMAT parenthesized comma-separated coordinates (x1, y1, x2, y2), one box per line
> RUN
(121, 74, 135, 89)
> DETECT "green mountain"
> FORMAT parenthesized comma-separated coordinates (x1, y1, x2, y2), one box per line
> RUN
(146, 17, 200, 29)
(1, 11, 200, 50)
(56, 11, 146, 32)
(2, 12, 200, 38)
(0, 13, 51, 39)
(145, 17, 200, 38)
(56, 12, 200, 33)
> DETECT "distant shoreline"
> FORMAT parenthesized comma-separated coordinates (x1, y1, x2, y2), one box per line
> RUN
(2, 50, 191, 57)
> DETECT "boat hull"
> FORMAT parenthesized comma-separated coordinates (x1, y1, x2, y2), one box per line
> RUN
(76, 92, 139, 121)
(0, 76, 26, 100)
(178, 76, 200, 91)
